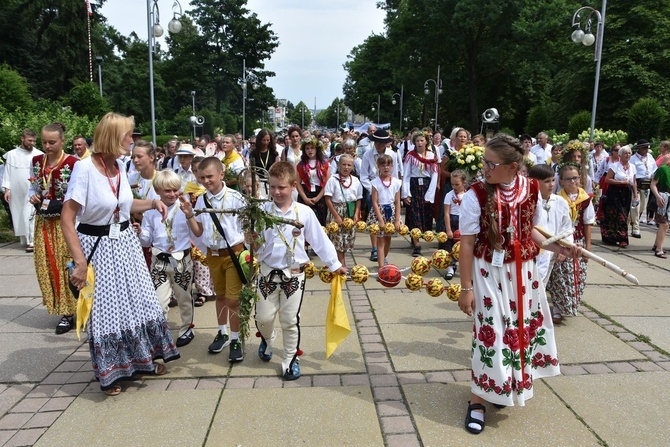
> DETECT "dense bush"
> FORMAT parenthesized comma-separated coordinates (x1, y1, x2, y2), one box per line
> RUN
(62, 82, 110, 120)
(577, 129, 628, 146)
(627, 97, 666, 142)
(525, 105, 551, 136)
(567, 111, 592, 139)
(546, 130, 570, 145)
(0, 65, 31, 114)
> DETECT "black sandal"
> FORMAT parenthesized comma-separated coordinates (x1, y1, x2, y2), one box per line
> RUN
(465, 401, 486, 434)
(55, 315, 74, 335)
(194, 295, 206, 307)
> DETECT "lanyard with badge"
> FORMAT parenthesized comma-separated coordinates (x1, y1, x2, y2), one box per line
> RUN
(39, 152, 65, 211)
(276, 203, 301, 274)
(98, 155, 122, 239)
(164, 203, 180, 252)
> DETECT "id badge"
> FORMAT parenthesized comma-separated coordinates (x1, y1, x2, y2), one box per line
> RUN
(290, 262, 301, 277)
(109, 223, 121, 240)
(418, 178, 424, 186)
(310, 183, 316, 193)
(211, 239, 220, 249)
(492, 249, 505, 268)
(40, 199, 51, 211)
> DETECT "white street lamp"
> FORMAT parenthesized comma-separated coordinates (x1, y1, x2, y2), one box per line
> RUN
(147, 0, 183, 144)
(370, 94, 380, 124)
(571, 1, 607, 141)
(423, 65, 442, 131)
(391, 85, 403, 132)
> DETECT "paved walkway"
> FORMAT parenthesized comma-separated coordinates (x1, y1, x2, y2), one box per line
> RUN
(0, 223, 668, 446)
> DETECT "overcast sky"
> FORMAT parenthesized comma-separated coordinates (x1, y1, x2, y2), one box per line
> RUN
(100, 0, 386, 109)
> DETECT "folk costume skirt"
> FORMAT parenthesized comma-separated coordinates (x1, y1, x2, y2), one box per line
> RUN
(404, 177, 433, 232)
(79, 226, 179, 390)
(34, 215, 77, 315)
(600, 184, 632, 245)
(327, 201, 356, 252)
(299, 185, 328, 226)
(545, 237, 588, 316)
(470, 257, 559, 407)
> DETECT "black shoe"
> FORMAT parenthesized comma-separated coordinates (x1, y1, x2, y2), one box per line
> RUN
(369, 249, 378, 262)
(55, 315, 74, 335)
(208, 331, 230, 353)
(412, 247, 421, 257)
(168, 297, 178, 308)
(464, 402, 486, 434)
(229, 339, 244, 362)
(176, 329, 194, 347)
(631, 233, 641, 239)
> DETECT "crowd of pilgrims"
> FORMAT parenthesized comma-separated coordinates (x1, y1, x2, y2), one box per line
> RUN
(1, 112, 669, 433)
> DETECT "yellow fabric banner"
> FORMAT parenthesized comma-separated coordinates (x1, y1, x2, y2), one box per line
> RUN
(326, 274, 351, 359)
(75, 265, 96, 341)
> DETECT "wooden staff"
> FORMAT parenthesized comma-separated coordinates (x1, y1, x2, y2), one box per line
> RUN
(535, 226, 639, 285)
(193, 208, 305, 229)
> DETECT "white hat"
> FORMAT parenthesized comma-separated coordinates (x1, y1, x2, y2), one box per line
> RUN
(175, 144, 196, 156)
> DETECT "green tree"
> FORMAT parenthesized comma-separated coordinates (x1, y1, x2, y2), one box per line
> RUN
(315, 98, 347, 129)
(0, 65, 31, 113)
(627, 98, 666, 142)
(288, 102, 312, 129)
(63, 82, 110, 119)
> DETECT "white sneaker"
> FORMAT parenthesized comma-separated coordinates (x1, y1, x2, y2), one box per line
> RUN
(444, 266, 455, 280)
(640, 218, 647, 225)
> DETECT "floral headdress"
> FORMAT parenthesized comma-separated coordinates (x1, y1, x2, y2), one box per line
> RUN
(559, 140, 589, 163)
(556, 161, 582, 175)
(300, 137, 323, 151)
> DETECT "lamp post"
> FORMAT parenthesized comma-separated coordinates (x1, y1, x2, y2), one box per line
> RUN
(240, 58, 259, 142)
(571, 1, 607, 142)
(95, 56, 103, 96)
(370, 94, 380, 124)
(147, 0, 183, 144)
(391, 85, 404, 132)
(424, 64, 442, 131)
(300, 105, 306, 129)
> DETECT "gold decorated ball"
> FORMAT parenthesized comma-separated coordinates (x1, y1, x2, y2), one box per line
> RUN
(399, 224, 409, 236)
(318, 266, 335, 283)
(437, 232, 448, 243)
(350, 264, 369, 284)
(322, 226, 328, 233)
(451, 241, 461, 261)
(425, 278, 445, 297)
(431, 250, 452, 269)
(368, 223, 380, 235)
(303, 261, 316, 279)
(405, 273, 424, 291)
(411, 256, 431, 276)
(410, 228, 422, 240)
(384, 222, 396, 234)
(342, 218, 355, 230)
(422, 230, 435, 242)
(327, 221, 340, 234)
(446, 283, 461, 302)
(355, 220, 368, 232)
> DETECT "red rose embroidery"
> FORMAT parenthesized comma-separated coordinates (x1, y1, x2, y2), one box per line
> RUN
(478, 325, 496, 347)
(480, 268, 489, 277)
(502, 328, 520, 351)
(527, 271, 532, 280)
(532, 280, 539, 290)
(483, 296, 493, 309)
(509, 300, 517, 312)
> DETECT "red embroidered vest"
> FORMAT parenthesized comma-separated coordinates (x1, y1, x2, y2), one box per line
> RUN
(470, 179, 540, 264)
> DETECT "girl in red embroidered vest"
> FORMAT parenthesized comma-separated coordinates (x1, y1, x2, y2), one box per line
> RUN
(296, 137, 330, 226)
(402, 131, 439, 257)
(28, 122, 78, 334)
(457, 134, 582, 434)
(545, 163, 594, 323)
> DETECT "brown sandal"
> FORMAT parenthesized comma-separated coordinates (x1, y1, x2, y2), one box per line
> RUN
(154, 363, 167, 375)
(104, 385, 122, 396)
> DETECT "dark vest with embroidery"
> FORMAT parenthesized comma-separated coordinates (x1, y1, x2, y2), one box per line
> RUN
(470, 179, 540, 264)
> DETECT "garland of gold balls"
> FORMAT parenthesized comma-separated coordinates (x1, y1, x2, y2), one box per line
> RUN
(303, 218, 463, 302)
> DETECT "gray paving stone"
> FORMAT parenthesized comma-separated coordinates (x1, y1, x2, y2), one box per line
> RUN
(425, 371, 455, 383)
(0, 430, 16, 445)
(372, 386, 403, 401)
(370, 374, 398, 387)
(385, 433, 421, 447)
(656, 361, 670, 371)
(607, 362, 637, 373)
(6, 428, 47, 447)
(8, 398, 47, 413)
(358, 326, 379, 335)
(195, 379, 226, 390)
(376, 400, 409, 417)
(362, 342, 386, 353)
(630, 361, 664, 372)
(360, 334, 383, 343)
(225, 377, 255, 389)
(254, 377, 283, 388)
(167, 379, 199, 391)
(560, 365, 588, 376)
(281, 376, 312, 387)
(2, 386, 35, 398)
(312, 375, 340, 387)
(25, 385, 59, 399)
(582, 363, 613, 374)
(39, 397, 74, 412)
(23, 411, 61, 429)
(341, 374, 369, 386)
(451, 370, 471, 382)
(397, 373, 426, 384)
(53, 383, 88, 397)
(0, 413, 31, 430)
(362, 352, 388, 363)
(380, 415, 414, 434)
(367, 363, 394, 375)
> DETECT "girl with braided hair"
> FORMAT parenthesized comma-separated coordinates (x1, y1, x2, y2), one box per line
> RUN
(457, 134, 582, 434)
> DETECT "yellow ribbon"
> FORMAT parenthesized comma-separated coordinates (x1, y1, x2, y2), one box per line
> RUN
(558, 187, 590, 223)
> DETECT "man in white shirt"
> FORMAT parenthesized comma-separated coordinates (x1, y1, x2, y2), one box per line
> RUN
(359, 129, 403, 261)
(2, 129, 43, 251)
(629, 139, 657, 233)
(530, 132, 552, 163)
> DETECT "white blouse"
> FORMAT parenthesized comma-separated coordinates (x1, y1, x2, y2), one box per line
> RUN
(371, 177, 402, 206)
(324, 174, 363, 204)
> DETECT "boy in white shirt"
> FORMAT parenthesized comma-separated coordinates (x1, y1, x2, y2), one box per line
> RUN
(186, 157, 247, 362)
(137, 170, 196, 347)
(253, 161, 347, 380)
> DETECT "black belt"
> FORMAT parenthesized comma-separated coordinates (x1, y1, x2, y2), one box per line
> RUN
(156, 250, 190, 262)
(77, 221, 130, 236)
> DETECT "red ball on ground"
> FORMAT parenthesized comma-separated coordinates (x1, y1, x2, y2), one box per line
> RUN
(378, 264, 402, 288)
